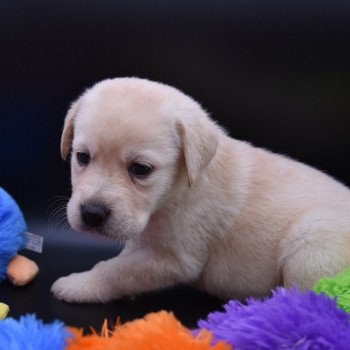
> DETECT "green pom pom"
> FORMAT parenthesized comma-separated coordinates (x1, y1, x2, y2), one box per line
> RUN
(313, 267, 350, 313)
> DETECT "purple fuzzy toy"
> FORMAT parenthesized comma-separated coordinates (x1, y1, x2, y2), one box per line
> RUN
(197, 287, 350, 349)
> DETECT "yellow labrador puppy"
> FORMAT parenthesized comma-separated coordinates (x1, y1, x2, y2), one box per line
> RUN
(51, 77, 350, 303)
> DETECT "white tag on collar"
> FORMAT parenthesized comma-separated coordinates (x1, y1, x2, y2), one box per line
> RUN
(25, 232, 44, 253)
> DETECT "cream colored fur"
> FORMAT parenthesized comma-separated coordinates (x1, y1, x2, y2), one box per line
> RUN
(51, 77, 350, 303)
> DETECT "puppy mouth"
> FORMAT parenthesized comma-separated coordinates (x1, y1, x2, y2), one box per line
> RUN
(81, 225, 107, 238)
(67, 202, 143, 242)
(74, 220, 141, 242)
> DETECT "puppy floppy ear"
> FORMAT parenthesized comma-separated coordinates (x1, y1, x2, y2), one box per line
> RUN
(177, 108, 220, 187)
(60, 100, 81, 160)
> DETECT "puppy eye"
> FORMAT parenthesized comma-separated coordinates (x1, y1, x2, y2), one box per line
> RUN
(76, 151, 91, 166)
(128, 162, 153, 179)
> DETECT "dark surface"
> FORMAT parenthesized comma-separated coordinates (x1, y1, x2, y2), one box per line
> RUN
(1, 0, 350, 330)
(0, 223, 223, 329)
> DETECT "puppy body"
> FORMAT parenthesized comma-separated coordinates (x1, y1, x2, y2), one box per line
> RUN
(52, 78, 350, 303)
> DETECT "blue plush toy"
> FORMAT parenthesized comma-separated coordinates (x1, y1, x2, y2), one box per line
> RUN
(0, 187, 27, 282)
(0, 187, 39, 288)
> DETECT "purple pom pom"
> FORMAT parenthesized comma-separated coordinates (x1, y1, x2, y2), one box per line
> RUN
(197, 287, 350, 349)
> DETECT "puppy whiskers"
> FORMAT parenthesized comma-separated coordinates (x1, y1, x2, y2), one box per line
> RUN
(47, 196, 71, 235)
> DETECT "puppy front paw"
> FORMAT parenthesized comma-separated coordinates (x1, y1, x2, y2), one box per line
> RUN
(51, 270, 114, 303)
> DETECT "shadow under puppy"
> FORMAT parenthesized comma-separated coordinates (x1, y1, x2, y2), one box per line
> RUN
(51, 77, 350, 303)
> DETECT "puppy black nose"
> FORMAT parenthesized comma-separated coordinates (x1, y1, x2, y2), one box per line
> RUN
(80, 203, 110, 228)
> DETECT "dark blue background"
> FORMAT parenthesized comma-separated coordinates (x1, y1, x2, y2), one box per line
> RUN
(1, 0, 350, 218)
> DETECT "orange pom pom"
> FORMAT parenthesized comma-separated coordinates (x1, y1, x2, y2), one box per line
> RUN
(67, 311, 231, 350)
(7, 254, 39, 286)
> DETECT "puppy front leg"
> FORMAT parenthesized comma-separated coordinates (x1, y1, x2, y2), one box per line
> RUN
(51, 247, 196, 303)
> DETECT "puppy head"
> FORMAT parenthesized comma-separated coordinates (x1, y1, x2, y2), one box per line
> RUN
(61, 78, 219, 240)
